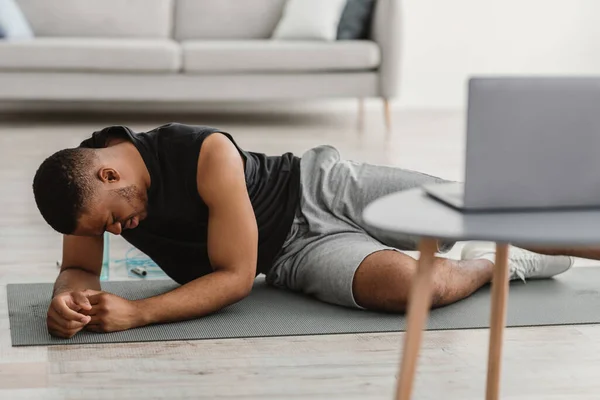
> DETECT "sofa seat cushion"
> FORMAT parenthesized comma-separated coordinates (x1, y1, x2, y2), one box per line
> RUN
(0, 38, 180, 72)
(182, 40, 380, 73)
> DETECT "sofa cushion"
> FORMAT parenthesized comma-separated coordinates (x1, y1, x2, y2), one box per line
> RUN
(0, 38, 181, 72)
(271, 0, 347, 41)
(182, 40, 380, 73)
(16, 0, 173, 38)
(337, 0, 376, 40)
(174, 0, 287, 40)
(0, 0, 34, 40)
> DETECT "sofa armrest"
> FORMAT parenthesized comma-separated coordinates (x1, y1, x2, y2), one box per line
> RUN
(371, 0, 401, 98)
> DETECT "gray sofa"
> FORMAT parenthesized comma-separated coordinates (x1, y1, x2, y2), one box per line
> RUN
(0, 0, 400, 123)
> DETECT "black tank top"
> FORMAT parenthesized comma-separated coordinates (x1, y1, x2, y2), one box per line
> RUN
(79, 123, 301, 284)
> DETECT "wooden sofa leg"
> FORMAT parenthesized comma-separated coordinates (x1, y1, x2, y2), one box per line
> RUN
(358, 98, 365, 131)
(383, 98, 392, 132)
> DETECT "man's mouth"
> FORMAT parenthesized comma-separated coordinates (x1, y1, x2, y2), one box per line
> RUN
(125, 216, 139, 230)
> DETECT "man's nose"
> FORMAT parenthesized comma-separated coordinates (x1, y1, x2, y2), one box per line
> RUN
(107, 222, 122, 236)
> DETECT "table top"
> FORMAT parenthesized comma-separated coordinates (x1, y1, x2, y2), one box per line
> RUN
(362, 187, 600, 246)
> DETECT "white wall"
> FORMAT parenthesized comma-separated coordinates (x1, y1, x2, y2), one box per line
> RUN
(397, 0, 600, 109)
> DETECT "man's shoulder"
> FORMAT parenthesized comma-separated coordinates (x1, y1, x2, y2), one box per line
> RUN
(78, 125, 135, 149)
(151, 123, 224, 137)
(78, 123, 225, 148)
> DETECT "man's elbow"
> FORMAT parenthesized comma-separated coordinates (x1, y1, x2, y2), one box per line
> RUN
(235, 278, 254, 300)
(218, 263, 256, 301)
(231, 273, 255, 301)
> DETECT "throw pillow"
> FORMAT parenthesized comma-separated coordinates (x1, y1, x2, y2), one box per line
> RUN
(272, 0, 347, 41)
(337, 0, 376, 40)
(0, 0, 34, 40)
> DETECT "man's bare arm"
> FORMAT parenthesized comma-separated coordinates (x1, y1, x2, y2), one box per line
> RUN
(140, 133, 257, 323)
(87, 133, 258, 331)
(54, 235, 102, 296)
(47, 235, 104, 338)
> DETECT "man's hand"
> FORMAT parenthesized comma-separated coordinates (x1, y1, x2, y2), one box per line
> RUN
(47, 290, 94, 339)
(82, 292, 144, 333)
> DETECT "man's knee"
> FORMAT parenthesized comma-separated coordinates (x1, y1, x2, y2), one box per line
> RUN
(352, 251, 419, 312)
(352, 250, 450, 313)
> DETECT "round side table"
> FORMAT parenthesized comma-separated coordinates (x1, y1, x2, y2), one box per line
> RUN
(363, 186, 600, 400)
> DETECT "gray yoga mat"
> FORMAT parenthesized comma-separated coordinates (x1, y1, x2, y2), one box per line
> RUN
(7, 267, 600, 346)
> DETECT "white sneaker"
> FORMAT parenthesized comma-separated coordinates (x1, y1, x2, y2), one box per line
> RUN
(461, 241, 574, 282)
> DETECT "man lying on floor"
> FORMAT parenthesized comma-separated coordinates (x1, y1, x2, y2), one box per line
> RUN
(33, 123, 590, 339)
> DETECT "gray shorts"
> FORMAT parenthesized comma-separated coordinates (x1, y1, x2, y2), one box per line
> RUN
(266, 145, 455, 309)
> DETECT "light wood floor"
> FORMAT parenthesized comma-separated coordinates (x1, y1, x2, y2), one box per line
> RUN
(1, 107, 599, 399)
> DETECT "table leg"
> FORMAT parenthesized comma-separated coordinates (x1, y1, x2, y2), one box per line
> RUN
(395, 238, 438, 400)
(486, 243, 510, 400)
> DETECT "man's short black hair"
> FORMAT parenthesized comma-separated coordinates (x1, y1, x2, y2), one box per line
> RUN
(33, 148, 98, 235)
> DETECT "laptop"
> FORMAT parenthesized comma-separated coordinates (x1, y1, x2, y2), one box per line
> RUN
(424, 77, 600, 212)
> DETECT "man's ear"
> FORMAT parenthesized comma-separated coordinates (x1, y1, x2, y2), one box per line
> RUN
(98, 167, 121, 183)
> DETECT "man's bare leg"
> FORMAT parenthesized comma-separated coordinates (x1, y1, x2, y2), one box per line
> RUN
(462, 242, 574, 281)
(523, 246, 600, 260)
(352, 243, 584, 312)
(352, 250, 494, 312)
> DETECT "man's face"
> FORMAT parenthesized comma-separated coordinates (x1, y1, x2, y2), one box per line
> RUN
(73, 184, 148, 237)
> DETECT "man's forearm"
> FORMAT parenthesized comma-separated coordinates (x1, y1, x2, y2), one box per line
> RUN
(53, 267, 101, 297)
(136, 270, 252, 326)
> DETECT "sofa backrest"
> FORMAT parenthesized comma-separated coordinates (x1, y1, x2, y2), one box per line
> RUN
(16, 0, 174, 38)
(174, 0, 287, 40)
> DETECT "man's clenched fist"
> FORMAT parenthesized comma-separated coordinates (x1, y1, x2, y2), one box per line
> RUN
(47, 290, 100, 338)
(82, 292, 145, 333)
